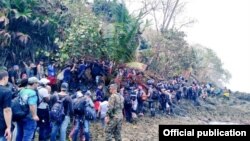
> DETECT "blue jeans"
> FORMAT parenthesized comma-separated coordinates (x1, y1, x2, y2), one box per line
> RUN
(16, 117, 37, 141)
(101, 117, 105, 128)
(124, 107, 132, 123)
(84, 120, 90, 141)
(0, 137, 7, 141)
(160, 101, 166, 113)
(71, 118, 84, 141)
(137, 101, 144, 114)
(37, 108, 51, 140)
(50, 116, 70, 141)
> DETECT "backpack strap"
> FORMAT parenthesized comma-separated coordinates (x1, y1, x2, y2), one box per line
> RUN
(18, 88, 26, 104)
(18, 88, 32, 105)
(57, 95, 66, 103)
(36, 87, 43, 106)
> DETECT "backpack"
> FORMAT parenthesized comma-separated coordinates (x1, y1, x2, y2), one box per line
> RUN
(73, 98, 86, 116)
(85, 106, 96, 121)
(50, 96, 66, 124)
(124, 95, 132, 107)
(160, 93, 167, 103)
(11, 89, 29, 121)
(151, 91, 159, 100)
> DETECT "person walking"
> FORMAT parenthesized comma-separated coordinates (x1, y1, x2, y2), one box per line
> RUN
(105, 84, 124, 141)
(0, 70, 12, 141)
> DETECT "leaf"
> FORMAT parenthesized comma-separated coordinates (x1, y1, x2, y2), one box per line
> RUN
(16, 32, 30, 45)
(0, 16, 9, 27)
(0, 30, 11, 47)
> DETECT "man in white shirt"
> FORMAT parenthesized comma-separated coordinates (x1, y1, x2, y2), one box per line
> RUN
(98, 97, 108, 128)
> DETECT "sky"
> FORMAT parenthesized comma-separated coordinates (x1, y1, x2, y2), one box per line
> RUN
(182, 0, 250, 93)
(125, 0, 250, 93)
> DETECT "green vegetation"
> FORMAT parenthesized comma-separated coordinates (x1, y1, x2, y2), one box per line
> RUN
(0, 0, 70, 66)
(0, 0, 231, 86)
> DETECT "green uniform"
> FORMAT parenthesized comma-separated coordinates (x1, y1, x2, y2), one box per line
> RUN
(105, 93, 124, 141)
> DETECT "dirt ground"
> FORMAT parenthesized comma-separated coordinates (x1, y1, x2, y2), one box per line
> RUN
(90, 92, 250, 141)
(32, 92, 250, 141)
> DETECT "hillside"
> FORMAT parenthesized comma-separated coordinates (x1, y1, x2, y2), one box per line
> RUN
(90, 92, 250, 141)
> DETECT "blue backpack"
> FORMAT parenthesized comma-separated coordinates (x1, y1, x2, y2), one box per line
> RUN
(85, 106, 96, 121)
(50, 96, 66, 124)
(84, 99, 96, 121)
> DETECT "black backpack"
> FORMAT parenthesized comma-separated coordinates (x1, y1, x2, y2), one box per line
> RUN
(151, 91, 159, 100)
(11, 89, 29, 121)
(124, 95, 132, 106)
(50, 96, 66, 124)
(73, 98, 86, 116)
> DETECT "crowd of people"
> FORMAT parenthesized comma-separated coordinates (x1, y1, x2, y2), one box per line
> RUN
(0, 58, 231, 141)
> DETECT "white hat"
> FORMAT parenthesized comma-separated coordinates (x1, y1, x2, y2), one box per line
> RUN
(76, 91, 84, 98)
(39, 78, 50, 85)
(85, 90, 92, 96)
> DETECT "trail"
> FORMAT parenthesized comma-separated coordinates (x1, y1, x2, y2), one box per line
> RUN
(90, 92, 250, 141)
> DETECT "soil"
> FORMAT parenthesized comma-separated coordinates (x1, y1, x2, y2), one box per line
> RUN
(90, 92, 250, 141)
(32, 92, 250, 141)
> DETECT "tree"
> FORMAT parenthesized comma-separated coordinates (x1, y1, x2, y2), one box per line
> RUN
(190, 44, 231, 87)
(0, 0, 70, 66)
(126, 0, 196, 34)
(57, 0, 144, 63)
(93, 0, 144, 62)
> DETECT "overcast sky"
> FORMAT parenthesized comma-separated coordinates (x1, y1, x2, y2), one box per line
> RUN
(125, 0, 250, 93)
(182, 0, 250, 93)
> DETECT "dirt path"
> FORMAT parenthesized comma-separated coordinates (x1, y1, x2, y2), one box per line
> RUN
(91, 93, 250, 141)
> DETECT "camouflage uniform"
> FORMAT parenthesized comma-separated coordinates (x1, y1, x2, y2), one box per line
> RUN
(105, 93, 124, 141)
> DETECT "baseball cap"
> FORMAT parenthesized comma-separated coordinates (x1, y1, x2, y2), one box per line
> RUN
(61, 82, 69, 91)
(109, 84, 118, 90)
(76, 91, 84, 98)
(28, 77, 39, 84)
(39, 78, 50, 85)
(13, 65, 19, 70)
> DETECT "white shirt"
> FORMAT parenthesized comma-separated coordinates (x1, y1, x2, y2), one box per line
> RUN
(132, 99, 138, 111)
(100, 101, 108, 118)
(38, 87, 50, 109)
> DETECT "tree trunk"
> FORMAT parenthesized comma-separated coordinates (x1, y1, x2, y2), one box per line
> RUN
(165, 0, 179, 31)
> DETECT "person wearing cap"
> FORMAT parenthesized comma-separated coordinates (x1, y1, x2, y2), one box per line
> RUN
(37, 78, 51, 141)
(50, 82, 73, 141)
(105, 84, 124, 141)
(69, 90, 86, 141)
(159, 88, 167, 114)
(16, 77, 39, 141)
(82, 90, 94, 141)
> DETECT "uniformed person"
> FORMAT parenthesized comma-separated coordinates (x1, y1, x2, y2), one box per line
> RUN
(105, 84, 124, 141)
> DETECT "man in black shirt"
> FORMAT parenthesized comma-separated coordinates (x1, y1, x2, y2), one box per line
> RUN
(0, 70, 12, 141)
(8, 65, 19, 85)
